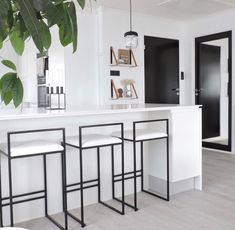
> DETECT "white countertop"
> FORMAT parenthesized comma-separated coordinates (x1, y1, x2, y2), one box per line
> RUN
(0, 104, 201, 121)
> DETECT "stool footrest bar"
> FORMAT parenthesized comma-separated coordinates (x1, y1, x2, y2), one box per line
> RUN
(2, 195, 45, 207)
(114, 174, 141, 183)
(67, 179, 98, 188)
(2, 190, 45, 201)
(67, 183, 99, 193)
(114, 170, 142, 178)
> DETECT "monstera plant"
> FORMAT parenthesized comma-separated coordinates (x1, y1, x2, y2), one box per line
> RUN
(0, 0, 91, 107)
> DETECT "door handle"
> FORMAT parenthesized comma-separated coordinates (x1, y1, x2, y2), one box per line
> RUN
(172, 88, 180, 96)
(195, 88, 204, 96)
(195, 88, 204, 92)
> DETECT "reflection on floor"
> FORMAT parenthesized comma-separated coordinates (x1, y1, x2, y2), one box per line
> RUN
(203, 137, 228, 145)
(16, 150, 235, 230)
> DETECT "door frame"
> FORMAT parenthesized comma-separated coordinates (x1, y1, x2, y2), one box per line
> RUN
(144, 35, 180, 104)
(195, 31, 232, 152)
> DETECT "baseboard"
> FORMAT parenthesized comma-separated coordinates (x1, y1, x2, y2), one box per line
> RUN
(148, 175, 195, 196)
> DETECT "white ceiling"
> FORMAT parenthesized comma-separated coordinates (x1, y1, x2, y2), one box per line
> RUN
(96, 0, 235, 21)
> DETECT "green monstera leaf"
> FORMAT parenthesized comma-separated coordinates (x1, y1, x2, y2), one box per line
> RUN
(0, 61, 24, 107)
(0, 0, 95, 108)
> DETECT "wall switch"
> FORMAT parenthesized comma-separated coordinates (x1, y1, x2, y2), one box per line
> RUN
(110, 70, 120, 76)
(181, 72, 185, 80)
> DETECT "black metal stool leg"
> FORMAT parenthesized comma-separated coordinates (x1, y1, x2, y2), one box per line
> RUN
(61, 153, 65, 212)
(133, 141, 138, 211)
(0, 155, 3, 227)
(166, 136, 170, 201)
(97, 147, 101, 203)
(121, 142, 125, 215)
(61, 150, 68, 230)
(111, 145, 115, 200)
(79, 148, 85, 228)
(8, 156, 14, 226)
(140, 141, 144, 192)
(43, 154, 48, 217)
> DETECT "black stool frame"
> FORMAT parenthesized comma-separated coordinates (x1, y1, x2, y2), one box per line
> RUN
(112, 119, 170, 211)
(65, 123, 125, 228)
(0, 128, 68, 230)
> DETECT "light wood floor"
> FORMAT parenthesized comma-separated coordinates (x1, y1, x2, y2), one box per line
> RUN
(16, 150, 235, 230)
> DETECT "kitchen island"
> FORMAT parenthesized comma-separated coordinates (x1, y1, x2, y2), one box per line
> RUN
(0, 104, 202, 225)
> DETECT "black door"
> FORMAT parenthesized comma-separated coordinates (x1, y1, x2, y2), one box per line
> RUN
(144, 36, 179, 104)
(195, 31, 232, 152)
(199, 44, 221, 139)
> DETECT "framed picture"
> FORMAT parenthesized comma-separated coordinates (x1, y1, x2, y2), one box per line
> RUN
(118, 49, 131, 64)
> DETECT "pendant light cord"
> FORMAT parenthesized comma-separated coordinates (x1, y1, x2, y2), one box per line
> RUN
(130, 0, 132, 31)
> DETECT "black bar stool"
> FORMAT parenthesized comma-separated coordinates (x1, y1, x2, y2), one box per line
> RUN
(64, 123, 124, 228)
(112, 119, 169, 211)
(0, 128, 68, 230)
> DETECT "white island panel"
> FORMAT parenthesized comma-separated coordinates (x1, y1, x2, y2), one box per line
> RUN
(0, 104, 202, 225)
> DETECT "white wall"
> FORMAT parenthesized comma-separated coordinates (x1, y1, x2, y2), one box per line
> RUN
(98, 7, 186, 105)
(184, 9, 235, 152)
(0, 7, 188, 109)
(65, 8, 99, 109)
(18, 40, 37, 105)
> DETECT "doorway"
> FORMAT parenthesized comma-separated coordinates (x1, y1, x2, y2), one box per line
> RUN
(144, 36, 180, 104)
(195, 31, 232, 151)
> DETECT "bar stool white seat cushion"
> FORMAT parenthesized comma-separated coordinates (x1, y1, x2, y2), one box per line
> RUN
(112, 129, 167, 141)
(66, 134, 122, 148)
(0, 140, 64, 157)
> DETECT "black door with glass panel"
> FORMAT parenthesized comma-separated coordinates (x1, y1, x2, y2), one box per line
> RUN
(144, 36, 180, 104)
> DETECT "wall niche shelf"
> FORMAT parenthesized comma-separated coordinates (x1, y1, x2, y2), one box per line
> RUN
(110, 46, 137, 67)
(111, 79, 138, 100)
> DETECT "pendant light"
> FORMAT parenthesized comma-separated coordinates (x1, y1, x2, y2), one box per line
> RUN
(124, 0, 138, 49)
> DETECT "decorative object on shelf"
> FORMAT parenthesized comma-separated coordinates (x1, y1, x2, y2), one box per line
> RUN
(110, 47, 137, 67)
(126, 85, 133, 98)
(118, 49, 131, 64)
(124, 0, 139, 49)
(111, 79, 138, 100)
(118, 88, 124, 98)
(37, 52, 49, 108)
(111, 79, 119, 99)
(46, 86, 66, 110)
(121, 79, 138, 99)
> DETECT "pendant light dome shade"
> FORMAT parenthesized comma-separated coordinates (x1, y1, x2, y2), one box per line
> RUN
(124, 0, 138, 49)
